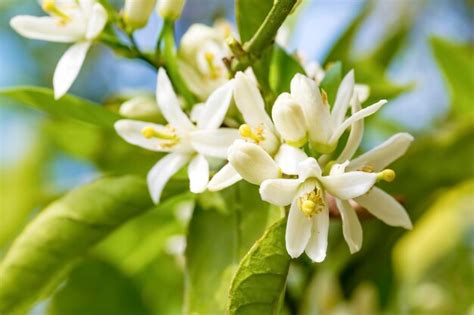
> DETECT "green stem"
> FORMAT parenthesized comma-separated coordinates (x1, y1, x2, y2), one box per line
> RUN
(162, 21, 198, 108)
(230, 0, 298, 73)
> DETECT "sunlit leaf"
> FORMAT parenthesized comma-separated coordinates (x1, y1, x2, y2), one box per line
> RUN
(47, 259, 151, 315)
(431, 37, 474, 116)
(0, 175, 153, 314)
(0, 87, 120, 128)
(228, 218, 290, 315)
(393, 180, 474, 283)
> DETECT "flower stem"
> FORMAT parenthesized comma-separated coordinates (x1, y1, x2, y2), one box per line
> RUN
(162, 21, 198, 108)
(229, 0, 298, 74)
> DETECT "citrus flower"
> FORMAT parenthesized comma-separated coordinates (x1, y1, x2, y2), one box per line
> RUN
(115, 68, 238, 203)
(178, 22, 232, 100)
(123, 0, 156, 30)
(207, 71, 283, 191)
(259, 157, 382, 262)
(10, 0, 108, 99)
(290, 71, 386, 153)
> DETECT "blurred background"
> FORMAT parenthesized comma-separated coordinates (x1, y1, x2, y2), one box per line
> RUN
(0, 0, 473, 314)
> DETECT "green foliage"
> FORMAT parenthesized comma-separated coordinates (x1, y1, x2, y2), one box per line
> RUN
(228, 218, 290, 315)
(0, 175, 153, 314)
(431, 37, 474, 116)
(184, 183, 278, 314)
(0, 87, 120, 128)
(270, 45, 306, 94)
(47, 259, 151, 315)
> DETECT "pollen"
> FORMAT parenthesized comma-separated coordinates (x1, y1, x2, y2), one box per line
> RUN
(298, 189, 325, 218)
(321, 89, 329, 105)
(377, 169, 396, 182)
(141, 125, 179, 142)
(239, 124, 265, 143)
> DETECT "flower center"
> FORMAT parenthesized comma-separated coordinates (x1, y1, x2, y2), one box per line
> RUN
(141, 125, 180, 149)
(239, 124, 265, 143)
(298, 189, 325, 218)
(42, 0, 71, 23)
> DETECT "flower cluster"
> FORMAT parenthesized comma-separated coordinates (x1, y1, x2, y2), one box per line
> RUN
(114, 65, 413, 262)
(10, 0, 413, 263)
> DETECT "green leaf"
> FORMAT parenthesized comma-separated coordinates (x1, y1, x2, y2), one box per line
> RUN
(0, 86, 120, 128)
(320, 61, 342, 105)
(42, 118, 158, 175)
(270, 45, 305, 94)
(47, 259, 151, 315)
(431, 37, 474, 116)
(228, 218, 291, 315)
(0, 175, 153, 314)
(184, 182, 277, 314)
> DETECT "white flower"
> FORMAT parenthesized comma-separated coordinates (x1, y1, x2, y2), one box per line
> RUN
(207, 71, 282, 191)
(157, 0, 186, 21)
(178, 23, 232, 100)
(10, 0, 108, 99)
(123, 0, 156, 30)
(260, 157, 380, 262)
(290, 70, 386, 153)
(115, 68, 238, 203)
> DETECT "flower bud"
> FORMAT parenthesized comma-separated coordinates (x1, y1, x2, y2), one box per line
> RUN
(123, 0, 156, 30)
(228, 140, 281, 185)
(119, 96, 161, 120)
(157, 0, 186, 21)
(272, 93, 307, 147)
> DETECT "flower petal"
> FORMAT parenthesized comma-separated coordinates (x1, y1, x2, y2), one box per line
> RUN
(348, 133, 414, 172)
(207, 163, 242, 191)
(188, 154, 209, 193)
(329, 99, 387, 145)
(85, 3, 107, 40)
(197, 79, 234, 129)
(190, 128, 240, 159)
(304, 203, 329, 262)
(148, 153, 191, 203)
(336, 94, 364, 162)
(290, 73, 332, 144)
(114, 119, 173, 152)
(228, 140, 280, 185)
(297, 157, 322, 181)
(10, 16, 84, 43)
(355, 187, 412, 229)
(53, 41, 91, 99)
(234, 72, 274, 131)
(336, 199, 362, 253)
(274, 144, 308, 175)
(320, 171, 377, 200)
(156, 68, 194, 131)
(259, 178, 301, 206)
(271, 93, 306, 144)
(286, 199, 312, 259)
(331, 70, 355, 126)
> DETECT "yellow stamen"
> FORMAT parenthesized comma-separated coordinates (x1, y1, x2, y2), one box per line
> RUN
(377, 169, 396, 182)
(359, 165, 374, 173)
(298, 189, 325, 218)
(239, 124, 265, 143)
(42, 0, 70, 22)
(204, 51, 221, 80)
(141, 125, 179, 141)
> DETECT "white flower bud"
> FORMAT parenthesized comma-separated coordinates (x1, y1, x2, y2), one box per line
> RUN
(272, 93, 307, 147)
(119, 96, 161, 120)
(228, 140, 281, 185)
(123, 0, 156, 30)
(157, 0, 186, 21)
